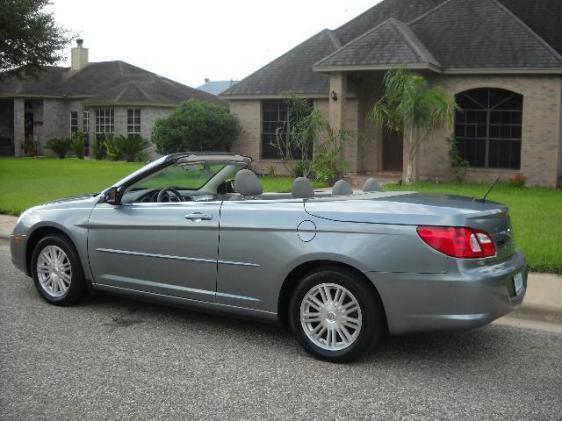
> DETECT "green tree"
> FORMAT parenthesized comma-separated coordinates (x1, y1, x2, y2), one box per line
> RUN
(0, 0, 72, 78)
(152, 99, 240, 154)
(371, 69, 457, 183)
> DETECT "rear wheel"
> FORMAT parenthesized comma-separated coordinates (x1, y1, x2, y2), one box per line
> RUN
(289, 267, 385, 362)
(31, 234, 87, 306)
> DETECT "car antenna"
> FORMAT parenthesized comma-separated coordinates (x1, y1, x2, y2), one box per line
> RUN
(476, 176, 501, 202)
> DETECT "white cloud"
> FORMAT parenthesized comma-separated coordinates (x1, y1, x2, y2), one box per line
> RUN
(49, 0, 381, 87)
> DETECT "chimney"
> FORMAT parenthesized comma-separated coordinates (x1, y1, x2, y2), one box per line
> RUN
(71, 39, 89, 71)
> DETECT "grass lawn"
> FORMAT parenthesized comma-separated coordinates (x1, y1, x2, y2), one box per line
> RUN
(0, 157, 323, 215)
(385, 182, 562, 274)
(1, 157, 560, 273)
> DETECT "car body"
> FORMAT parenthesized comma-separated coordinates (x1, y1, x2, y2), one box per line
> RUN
(10, 152, 527, 361)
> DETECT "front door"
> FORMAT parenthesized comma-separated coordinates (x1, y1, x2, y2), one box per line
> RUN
(87, 161, 225, 301)
(382, 128, 403, 171)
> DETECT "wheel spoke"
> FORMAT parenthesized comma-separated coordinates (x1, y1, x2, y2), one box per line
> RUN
(305, 296, 322, 311)
(302, 312, 321, 323)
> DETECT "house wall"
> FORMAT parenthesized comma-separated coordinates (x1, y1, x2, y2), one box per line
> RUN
(423, 74, 562, 187)
(13, 98, 24, 156)
(41, 99, 69, 155)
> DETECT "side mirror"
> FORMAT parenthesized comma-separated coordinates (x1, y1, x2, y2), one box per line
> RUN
(104, 187, 120, 205)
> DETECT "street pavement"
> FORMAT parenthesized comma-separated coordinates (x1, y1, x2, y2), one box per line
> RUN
(1, 240, 561, 420)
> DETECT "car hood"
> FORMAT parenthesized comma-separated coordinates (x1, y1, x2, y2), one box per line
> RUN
(36, 193, 100, 210)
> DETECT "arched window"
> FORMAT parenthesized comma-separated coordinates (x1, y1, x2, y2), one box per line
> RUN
(454, 88, 522, 169)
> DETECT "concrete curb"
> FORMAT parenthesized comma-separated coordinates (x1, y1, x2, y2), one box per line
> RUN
(508, 303, 562, 324)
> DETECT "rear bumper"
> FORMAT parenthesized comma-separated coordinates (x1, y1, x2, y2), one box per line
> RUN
(365, 251, 527, 335)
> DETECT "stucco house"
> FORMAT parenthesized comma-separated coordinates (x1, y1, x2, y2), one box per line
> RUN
(221, 0, 562, 187)
(0, 40, 220, 157)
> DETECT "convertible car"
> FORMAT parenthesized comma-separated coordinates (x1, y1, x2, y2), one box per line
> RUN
(10, 153, 527, 361)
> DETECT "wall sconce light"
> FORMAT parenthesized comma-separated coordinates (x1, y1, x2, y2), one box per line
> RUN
(330, 90, 338, 101)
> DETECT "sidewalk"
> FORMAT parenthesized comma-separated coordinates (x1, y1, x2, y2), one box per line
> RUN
(0, 213, 560, 324)
(0, 214, 17, 240)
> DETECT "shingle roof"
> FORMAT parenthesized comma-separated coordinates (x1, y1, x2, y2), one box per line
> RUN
(222, 0, 562, 98)
(408, 0, 562, 70)
(0, 61, 221, 106)
(220, 29, 341, 97)
(314, 18, 440, 70)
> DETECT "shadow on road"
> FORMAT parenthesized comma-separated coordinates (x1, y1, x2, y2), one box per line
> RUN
(81, 290, 505, 364)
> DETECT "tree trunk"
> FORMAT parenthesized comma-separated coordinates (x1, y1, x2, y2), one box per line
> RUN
(404, 124, 417, 184)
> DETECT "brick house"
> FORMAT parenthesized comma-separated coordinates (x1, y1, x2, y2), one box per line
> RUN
(221, 0, 562, 187)
(0, 40, 220, 157)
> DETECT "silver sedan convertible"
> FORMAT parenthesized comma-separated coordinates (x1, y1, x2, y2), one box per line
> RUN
(10, 153, 527, 362)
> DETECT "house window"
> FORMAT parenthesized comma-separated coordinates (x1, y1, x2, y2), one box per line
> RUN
(95, 108, 114, 139)
(70, 111, 78, 136)
(455, 88, 522, 170)
(261, 100, 310, 160)
(127, 109, 141, 138)
(82, 111, 89, 134)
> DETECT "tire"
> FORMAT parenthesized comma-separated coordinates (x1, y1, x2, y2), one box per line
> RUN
(289, 267, 385, 362)
(31, 233, 87, 306)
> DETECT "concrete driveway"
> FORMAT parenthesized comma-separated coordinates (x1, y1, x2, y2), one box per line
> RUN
(1, 240, 561, 420)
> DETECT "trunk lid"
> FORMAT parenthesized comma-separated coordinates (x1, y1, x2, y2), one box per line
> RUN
(304, 192, 514, 260)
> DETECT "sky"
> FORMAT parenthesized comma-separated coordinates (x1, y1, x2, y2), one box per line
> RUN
(49, 0, 381, 88)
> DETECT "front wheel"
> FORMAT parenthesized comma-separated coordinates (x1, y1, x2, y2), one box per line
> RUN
(289, 268, 385, 362)
(31, 234, 87, 306)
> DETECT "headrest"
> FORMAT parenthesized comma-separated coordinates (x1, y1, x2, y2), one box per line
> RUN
(332, 179, 353, 195)
(362, 177, 381, 192)
(234, 169, 263, 197)
(291, 177, 315, 198)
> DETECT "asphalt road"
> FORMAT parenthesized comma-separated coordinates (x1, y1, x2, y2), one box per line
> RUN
(1, 241, 561, 420)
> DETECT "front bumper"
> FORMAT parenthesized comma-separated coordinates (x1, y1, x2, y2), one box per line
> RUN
(10, 233, 28, 274)
(366, 251, 527, 335)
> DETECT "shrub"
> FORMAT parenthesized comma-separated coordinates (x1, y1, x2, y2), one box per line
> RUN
(103, 136, 121, 161)
(46, 137, 71, 159)
(118, 136, 150, 162)
(446, 135, 469, 182)
(71, 132, 86, 159)
(152, 99, 240, 154)
(510, 174, 527, 188)
(313, 126, 350, 185)
(92, 137, 105, 160)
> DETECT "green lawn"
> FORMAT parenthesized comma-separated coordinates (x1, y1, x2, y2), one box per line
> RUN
(0, 157, 321, 215)
(1, 158, 560, 273)
(385, 182, 562, 274)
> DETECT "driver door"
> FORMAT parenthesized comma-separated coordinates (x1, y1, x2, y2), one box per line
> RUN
(87, 162, 222, 302)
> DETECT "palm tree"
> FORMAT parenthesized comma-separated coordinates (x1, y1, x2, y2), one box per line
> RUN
(371, 69, 457, 183)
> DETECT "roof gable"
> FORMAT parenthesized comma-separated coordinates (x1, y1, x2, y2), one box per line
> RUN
(314, 18, 440, 71)
(408, 0, 562, 69)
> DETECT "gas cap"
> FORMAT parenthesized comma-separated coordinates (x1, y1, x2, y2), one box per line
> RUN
(297, 220, 317, 242)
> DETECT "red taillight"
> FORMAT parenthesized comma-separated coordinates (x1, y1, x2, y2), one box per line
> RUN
(416, 226, 496, 258)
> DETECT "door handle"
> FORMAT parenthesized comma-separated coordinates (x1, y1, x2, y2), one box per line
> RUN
(185, 212, 213, 221)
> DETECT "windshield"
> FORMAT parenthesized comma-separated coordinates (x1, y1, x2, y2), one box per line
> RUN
(129, 162, 226, 192)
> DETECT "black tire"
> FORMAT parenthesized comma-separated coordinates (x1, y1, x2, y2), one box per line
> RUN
(31, 233, 87, 306)
(289, 267, 385, 362)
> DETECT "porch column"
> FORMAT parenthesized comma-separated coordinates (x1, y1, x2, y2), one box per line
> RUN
(328, 72, 346, 133)
(13, 98, 24, 156)
(327, 72, 359, 174)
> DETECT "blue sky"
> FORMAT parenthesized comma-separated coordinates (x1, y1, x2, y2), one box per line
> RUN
(50, 0, 381, 88)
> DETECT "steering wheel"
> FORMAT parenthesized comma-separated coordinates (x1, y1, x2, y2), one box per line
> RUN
(157, 187, 183, 202)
